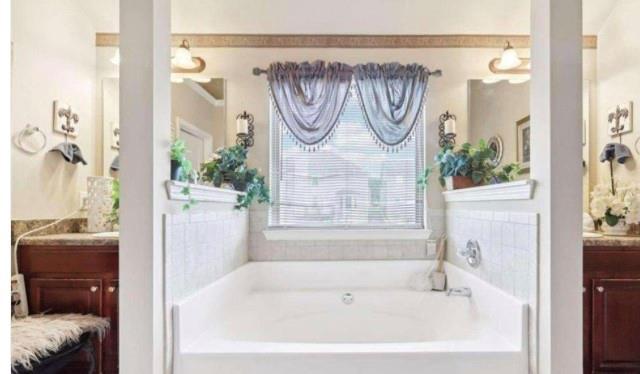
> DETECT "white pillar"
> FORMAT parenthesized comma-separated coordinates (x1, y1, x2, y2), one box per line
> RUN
(531, 0, 583, 372)
(119, 0, 171, 372)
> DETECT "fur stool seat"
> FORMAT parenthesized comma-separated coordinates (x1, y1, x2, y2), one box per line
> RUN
(11, 314, 109, 373)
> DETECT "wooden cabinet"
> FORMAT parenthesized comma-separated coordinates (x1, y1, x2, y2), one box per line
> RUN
(584, 245, 640, 373)
(18, 244, 118, 374)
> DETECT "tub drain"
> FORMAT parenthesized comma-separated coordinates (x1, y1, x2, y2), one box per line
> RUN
(342, 292, 354, 305)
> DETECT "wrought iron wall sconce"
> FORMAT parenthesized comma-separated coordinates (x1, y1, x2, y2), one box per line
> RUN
(236, 111, 255, 148)
(438, 110, 457, 148)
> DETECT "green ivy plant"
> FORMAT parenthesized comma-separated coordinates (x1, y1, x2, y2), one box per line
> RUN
(201, 145, 270, 209)
(420, 140, 496, 188)
(492, 163, 523, 183)
(170, 139, 196, 210)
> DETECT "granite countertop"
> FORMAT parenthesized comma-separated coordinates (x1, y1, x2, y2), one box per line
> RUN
(583, 235, 640, 248)
(19, 233, 119, 246)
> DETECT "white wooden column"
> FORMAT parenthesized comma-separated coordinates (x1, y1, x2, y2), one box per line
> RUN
(531, 0, 583, 372)
(119, 0, 171, 371)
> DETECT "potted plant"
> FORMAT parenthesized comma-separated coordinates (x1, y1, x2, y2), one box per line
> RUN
(590, 181, 640, 236)
(420, 140, 496, 191)
(201, 145, 271, 209)
(169, 139, 196, 210)
(170, 139, 193, 181)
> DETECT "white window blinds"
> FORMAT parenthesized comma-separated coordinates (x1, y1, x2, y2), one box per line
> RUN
(269, 95, 425, 229)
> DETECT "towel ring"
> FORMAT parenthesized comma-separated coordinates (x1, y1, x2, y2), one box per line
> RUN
(15, 124, 47, 154)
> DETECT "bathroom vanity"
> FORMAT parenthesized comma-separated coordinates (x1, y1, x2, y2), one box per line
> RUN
(583, 236, 640, 373)
(17, 234, 119, 374)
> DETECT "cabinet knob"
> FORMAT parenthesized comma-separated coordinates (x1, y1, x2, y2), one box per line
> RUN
(90, 286, 99, 293)
(108, 286, 117, 293)
(596, 286, 604, 293)
(582, 287, 586, 293)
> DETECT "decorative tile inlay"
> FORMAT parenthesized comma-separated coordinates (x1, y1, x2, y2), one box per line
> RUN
(96, 33, 597, 49)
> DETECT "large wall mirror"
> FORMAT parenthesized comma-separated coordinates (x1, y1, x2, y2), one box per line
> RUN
(467, 79, 592, 208)
(101, 77, 226, 177)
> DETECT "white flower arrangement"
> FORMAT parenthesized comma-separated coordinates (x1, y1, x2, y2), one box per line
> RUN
(590, 181, 640, 226)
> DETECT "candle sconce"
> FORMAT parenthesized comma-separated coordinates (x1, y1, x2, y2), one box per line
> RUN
(235, 111, 255, 148)
(438, 110, 457, 148)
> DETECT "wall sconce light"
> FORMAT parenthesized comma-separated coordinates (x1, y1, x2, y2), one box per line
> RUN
(236, 111, 255, 148)
(438, 111, 457, 148)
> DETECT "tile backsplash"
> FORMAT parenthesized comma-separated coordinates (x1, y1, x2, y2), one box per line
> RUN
(248, 209, 445, 261)
(446, 209, 537, 300)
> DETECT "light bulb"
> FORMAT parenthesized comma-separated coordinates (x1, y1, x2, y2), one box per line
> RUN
(110, 49, 120, 65)
(172, 42, 197, 69)
(496, 42, 522, 70)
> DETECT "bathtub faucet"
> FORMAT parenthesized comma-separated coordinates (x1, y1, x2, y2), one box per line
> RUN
(446, 287, 472, 298)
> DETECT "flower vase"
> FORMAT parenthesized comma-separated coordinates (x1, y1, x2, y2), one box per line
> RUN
(602, 219, 629, 236)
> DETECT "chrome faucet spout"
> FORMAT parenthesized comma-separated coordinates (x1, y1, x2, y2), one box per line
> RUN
(446, 287, 472, 298)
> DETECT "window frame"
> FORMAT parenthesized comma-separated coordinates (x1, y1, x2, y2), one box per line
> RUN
(266, 95, 430, 240)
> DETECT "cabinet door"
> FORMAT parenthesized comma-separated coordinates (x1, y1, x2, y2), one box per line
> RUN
(592, 279, 640, 372)
(103, 279, 119, 374)
(29, 278, 103, 373)
(29, 278, 102, 315)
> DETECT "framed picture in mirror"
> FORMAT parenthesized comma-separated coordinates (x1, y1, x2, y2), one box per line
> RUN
(516, 115, 531, 173)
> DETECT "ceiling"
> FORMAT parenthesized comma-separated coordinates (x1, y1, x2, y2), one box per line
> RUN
(79, 0, 619, 36)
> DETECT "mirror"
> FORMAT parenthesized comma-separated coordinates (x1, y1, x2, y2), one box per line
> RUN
(468, 79, 591, 209)
(467, 80, 530, 174)
(101, 78, 226, 177)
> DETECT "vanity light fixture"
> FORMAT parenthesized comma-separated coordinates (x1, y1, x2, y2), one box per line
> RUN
(172, 40, 197, 69)
(438, 111, 457, 148)
(496, 41, 521, 70)
(488, 41, 530, 75)
(110, 39, 207, 74)
(236, 111, 255, 148)
(110, 49, 120, 65)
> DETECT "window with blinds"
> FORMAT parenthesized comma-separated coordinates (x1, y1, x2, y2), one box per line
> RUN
(268, 95, 425, 229)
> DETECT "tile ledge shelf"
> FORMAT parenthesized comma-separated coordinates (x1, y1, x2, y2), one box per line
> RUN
(443, 179, 536, 202)
(165, 180, 243, 204)
(263, 228, 433, 241)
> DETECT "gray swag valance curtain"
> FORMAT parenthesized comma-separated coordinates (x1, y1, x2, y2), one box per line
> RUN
(267, 61, 353, 147)
(267, 61, 431, 151)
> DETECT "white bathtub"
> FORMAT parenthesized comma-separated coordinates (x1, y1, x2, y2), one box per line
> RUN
(173, 261, 528, 374)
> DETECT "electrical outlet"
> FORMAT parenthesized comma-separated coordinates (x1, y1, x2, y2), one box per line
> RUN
(11, 274, 29, 318)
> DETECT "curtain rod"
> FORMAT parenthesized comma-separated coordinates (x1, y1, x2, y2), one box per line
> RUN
(252, 67, 442, 77)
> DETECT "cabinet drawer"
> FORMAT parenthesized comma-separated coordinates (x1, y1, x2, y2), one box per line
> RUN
(29, 278, 102, 315)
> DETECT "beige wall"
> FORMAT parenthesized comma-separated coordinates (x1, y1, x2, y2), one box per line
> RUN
(592, 0, 640, 187)
(11, 0, 98, 220)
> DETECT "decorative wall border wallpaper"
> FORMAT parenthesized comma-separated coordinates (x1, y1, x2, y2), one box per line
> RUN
(96, 33, 597, 49)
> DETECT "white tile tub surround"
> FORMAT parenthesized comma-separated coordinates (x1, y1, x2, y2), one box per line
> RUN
(165, 210, 249, 301)
(446, 208, 538, 374)
(248, 208, 445, 261)
(164, 209, 249, 372)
